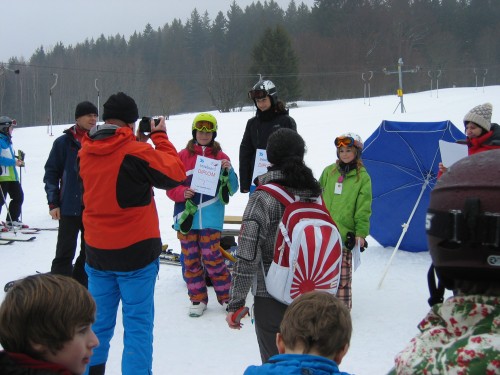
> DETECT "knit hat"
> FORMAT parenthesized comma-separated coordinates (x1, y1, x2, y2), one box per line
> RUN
(75, 101, 98, 119)
(102, 92, 139, 124)
(266, 128, 304, 166)
(463, 103, 493, 132)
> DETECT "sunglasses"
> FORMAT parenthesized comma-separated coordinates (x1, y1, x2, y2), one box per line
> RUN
(248, 89, 268, 100)
(334, 136, 355, 148)
(193, 121, 216, 132)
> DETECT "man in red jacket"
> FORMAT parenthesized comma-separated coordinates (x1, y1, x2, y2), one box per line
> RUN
(78, 92, 185, 375)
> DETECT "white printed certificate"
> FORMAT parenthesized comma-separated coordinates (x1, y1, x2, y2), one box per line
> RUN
(251, 149, 271, 183)
(190, 155, 222, 197)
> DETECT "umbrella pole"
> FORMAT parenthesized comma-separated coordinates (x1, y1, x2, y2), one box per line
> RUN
(378, 176, 431, 289)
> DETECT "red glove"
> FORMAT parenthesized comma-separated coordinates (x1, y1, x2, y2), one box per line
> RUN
(231, 306, 249, 327)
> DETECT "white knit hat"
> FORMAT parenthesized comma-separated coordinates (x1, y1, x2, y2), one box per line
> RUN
(463, 103, 493, 132)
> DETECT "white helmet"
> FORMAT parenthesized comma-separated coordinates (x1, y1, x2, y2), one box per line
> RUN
(334, 132, 363, 150)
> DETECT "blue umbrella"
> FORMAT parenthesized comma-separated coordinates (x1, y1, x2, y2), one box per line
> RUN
(363, 120, 464, 254)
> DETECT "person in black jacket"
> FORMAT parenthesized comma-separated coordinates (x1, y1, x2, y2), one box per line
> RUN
(43, 101, 97, 288)
(239, 80, 297, 193)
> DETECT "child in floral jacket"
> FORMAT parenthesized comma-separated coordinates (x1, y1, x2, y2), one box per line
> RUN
(389, 150, 500, 374)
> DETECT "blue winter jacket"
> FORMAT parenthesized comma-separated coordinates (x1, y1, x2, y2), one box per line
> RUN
(167, 143, 238, 231)
(244, 354, 352, 375)
(0, 133, 19, 182)
(43, 126, 83, 216)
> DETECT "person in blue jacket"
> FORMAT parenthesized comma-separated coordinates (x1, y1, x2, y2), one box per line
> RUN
(43, 101, 98, 287)
(244, 291, 353, 375)
(0, 116, 25, 228)
(167, 113, 238, 317)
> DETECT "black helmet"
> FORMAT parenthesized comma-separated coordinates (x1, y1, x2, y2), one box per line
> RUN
(248, 80, 277, 107)
(0, 116, 16, 133)
(426, 150, 500, 292)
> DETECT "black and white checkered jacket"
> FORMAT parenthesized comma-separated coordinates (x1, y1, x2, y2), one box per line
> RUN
(227, 169, 319, 312)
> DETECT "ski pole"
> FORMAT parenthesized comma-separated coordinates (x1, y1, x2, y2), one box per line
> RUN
(0, 184, 17, 234)
(17, 150, 25, 222)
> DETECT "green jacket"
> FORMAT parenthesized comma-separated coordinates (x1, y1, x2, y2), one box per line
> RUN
(319, 163, 372, 243)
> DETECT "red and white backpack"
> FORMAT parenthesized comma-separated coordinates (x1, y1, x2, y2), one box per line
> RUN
(257, 183, 343, 304)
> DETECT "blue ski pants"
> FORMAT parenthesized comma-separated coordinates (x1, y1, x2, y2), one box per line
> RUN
(84, 259, 159, 375)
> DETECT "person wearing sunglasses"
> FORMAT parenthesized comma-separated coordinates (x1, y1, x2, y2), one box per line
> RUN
(319, 132, 372, 311)
(239, 79, 297, 194)
(167, 112, 238, 318)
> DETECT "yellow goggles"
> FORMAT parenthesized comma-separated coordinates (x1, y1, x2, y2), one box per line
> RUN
(193, 121, 216, 132)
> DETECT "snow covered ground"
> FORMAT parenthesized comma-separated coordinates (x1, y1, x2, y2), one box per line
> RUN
(1, 85, 499, 374)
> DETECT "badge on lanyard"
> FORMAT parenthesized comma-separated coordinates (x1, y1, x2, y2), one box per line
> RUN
(334, 175, 344, 195)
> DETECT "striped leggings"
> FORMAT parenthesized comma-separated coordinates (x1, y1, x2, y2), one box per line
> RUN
(178, 228, 231, 305)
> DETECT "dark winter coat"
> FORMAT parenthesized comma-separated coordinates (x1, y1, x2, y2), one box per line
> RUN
(43, 126, 83, 216)
(0, 351, 73, 374)
(228, 169, 319, 313)
(239, 109, 296, 192)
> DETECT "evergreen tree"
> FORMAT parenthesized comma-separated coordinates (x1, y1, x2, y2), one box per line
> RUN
(249, 25, 300, 102)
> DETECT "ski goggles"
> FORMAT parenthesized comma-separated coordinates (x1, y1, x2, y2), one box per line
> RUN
(248, 89, 268, 100)
(0, 119, 16, 126)
(334, 136, 355, 148)
(193, 121, 216, 132)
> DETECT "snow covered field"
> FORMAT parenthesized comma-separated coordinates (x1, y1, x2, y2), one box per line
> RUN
(1, 86, 499, 374)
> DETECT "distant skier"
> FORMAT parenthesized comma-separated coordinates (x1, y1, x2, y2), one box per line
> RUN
(0, 116, 25, 229)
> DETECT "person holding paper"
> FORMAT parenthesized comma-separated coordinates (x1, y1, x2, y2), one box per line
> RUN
(239, 79, 297, 193)
(319, 133, 372, 311)
(167, 113, 238, 318)
(438, 102, 500, 175)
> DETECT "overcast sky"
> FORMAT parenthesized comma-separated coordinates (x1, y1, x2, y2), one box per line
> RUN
(1, 0, 315, 62)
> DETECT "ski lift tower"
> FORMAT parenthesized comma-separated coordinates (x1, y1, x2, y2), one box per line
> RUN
(383, 58, 419, 113)
(48, 73, 58, 136)
(95, 79, 100, 122)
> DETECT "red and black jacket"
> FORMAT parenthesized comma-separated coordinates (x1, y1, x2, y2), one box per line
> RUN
(78, 126, 185, 271)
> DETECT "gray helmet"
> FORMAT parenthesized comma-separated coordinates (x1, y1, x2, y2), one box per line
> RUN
(248, 80, 277, 107)
(426, 150, 500, 290)
(0, 116, 15, 132)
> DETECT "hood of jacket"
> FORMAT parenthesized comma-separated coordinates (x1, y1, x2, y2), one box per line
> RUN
(82, 125, 135, 156)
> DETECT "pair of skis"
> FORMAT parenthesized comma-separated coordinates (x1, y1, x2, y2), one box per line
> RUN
(159, 248, 181, 266)
(0, 227, 58, 245)
(0, 235, 36, 244)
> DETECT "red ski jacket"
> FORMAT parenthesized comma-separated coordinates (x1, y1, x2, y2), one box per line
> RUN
(78, 126, 185, 271)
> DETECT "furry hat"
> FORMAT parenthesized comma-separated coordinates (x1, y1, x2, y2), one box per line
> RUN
(463, 103, 493, 132)
(102, 92, 139, 124)
(75, 101, 98, 119)
(267, 128, 304, 166)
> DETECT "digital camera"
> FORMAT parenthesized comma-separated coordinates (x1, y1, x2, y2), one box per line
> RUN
(138, 117, 160, 133)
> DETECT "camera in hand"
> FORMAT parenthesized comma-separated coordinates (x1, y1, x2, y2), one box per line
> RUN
(139, 117, 160, 133)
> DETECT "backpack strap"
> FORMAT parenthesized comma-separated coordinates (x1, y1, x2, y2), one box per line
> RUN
(256, 183, 296, 207)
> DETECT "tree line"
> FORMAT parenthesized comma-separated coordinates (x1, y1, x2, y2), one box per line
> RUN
(0, 0, 499, 126)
